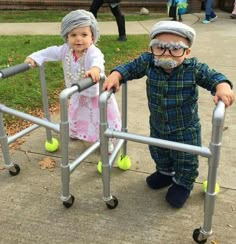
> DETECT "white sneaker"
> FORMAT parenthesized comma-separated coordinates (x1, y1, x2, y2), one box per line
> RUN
(202, 19, 211, 24)
(108, 142, 114, 155)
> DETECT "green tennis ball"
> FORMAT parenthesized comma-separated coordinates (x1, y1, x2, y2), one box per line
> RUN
(117, 155, 131, 170)
(97, 161, 102, 174)
(45, 138, 59, 152)
(202, 180, 220, 194)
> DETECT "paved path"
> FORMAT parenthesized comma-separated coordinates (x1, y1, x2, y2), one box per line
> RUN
(0, 12, 200, 35)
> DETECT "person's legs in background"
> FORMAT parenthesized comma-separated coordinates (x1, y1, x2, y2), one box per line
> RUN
(202, 0, 217, 24)
(110, 4, 127, 41)
(89, 0, 103, 18)
(177, 0, 188, 22)
(178, 14, 183, 22)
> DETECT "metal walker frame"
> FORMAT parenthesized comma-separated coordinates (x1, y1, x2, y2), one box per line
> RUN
(99, 82, 226, 244)
(0, 63, 104, 208)
(0, 64, 227, 243)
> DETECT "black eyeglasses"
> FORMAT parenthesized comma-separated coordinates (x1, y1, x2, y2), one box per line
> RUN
(151, 45, 187, 57)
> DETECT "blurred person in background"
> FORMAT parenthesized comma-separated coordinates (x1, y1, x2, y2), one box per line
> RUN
(230, 0, 236, 19)
(167, 0, 188, 22)
(202, 0, 217, 24)
(90, 0, 127, 41)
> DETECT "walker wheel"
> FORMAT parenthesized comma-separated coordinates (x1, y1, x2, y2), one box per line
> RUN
(106, 195, 118, 209)
(63, 195, 75, 208)
(9, 164, 21, 176)
(192, 228, 207, 243)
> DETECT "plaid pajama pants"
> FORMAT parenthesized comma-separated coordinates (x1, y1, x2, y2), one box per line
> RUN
(149, 122, 201, 190)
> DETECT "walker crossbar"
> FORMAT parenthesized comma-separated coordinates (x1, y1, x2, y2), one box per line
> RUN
(0, 104, 60, 133)
(99, 81, 226, 243)
(104, 130, 212, 158)
(8, 124, 39, 144)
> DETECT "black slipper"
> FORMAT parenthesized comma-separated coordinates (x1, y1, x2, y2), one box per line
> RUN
(166, 182, 191, 208)
(146, 171, 173, 189)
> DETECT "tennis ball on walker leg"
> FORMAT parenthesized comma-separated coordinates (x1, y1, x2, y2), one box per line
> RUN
(202, 180, 220, 194)
(45, 138, 59, 152)
(117, 155, 131, 170)
(97, 161, 102, 174)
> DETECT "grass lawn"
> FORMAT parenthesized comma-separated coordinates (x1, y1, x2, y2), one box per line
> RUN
(0, 10, 166, 22)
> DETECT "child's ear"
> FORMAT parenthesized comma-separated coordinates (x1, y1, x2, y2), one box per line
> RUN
(185, 48, 191, 56)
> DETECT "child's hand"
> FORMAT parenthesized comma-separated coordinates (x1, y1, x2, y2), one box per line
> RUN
(214, 82, 235, 108)
(24, 57, 37, 68)
(84, 67, 100, 82)
(102, 71, 122, 92)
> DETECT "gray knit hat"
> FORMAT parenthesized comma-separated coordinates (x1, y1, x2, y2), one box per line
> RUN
(149, 21, 196, 47)
(61, 9, 100, 44)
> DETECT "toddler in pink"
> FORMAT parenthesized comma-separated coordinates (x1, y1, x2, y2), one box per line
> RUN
(24, 9, 121, 146)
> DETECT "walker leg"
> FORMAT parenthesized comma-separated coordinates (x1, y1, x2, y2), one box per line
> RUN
(193, 101, 225, 243)
(0, 112, 21, 176)
(59, 97, 74, 208)
(39, 66, 59, 151)
(99, 90, 119, 209)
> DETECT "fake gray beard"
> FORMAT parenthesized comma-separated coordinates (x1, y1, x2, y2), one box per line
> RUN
(154, 58, 178, 69)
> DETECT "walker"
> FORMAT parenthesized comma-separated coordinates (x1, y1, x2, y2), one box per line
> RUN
(98, 82, 226, 243)
(0, 64, 227, 243)
(0, 63, 103, 208)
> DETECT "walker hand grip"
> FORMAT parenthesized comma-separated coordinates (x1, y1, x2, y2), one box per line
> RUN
(212, 100, 225, 126)
(76, 77, 95, 92)
(0, 63, 31, 79)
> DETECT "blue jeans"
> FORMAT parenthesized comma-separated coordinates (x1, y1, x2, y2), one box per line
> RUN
(205, 0, 216, 20)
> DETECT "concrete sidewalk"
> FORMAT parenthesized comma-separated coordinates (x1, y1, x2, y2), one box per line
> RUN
(0, 11, 232, 36)
(0, 14, 198, 36)
(0, 10, 236, 244)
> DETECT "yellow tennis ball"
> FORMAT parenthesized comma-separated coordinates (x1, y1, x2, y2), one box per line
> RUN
(97, 161, 102, 174)
(117, 155, 131, 171)
(45, 138, 59, 152)
(202, 180, 220, 194)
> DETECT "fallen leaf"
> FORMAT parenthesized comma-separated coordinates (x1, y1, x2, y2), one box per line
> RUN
(39, 156, 56, 171)
(211, 240, 218, 244)
(8, 57, 14, 63)
(9, 138, 25, 150)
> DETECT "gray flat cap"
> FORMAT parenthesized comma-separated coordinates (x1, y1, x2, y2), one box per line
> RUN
(149, 21, 196, 47)
(61, 9, 100, 44)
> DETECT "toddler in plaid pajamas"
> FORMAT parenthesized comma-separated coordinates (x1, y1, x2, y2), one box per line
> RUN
(102, 21, 235, 208)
